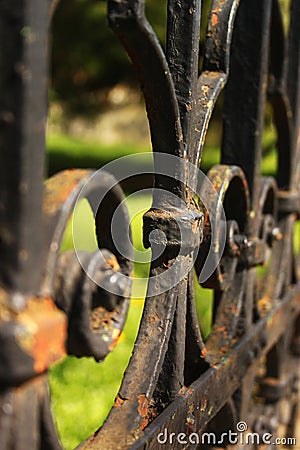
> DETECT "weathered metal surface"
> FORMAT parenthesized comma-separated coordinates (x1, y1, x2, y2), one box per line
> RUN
(0, 292, 66, 386)
(113, 286, 300, 449)
(74, 1, 300, 449)
(0, 0, 48, 294)
(0, 23, 134, 444)
(0, 375, 64, 450)
(41, 169, 133, 362)
(0, 0, 300, 449)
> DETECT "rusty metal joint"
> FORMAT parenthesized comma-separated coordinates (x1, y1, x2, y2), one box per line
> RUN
(143, 208, 204, 255)
(230, 235, 268, 267)
(259, 376, 290, 403)
(54, 249, 131, 361)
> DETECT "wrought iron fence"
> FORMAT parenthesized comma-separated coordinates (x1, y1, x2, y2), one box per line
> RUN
(0, 0, 299, 449)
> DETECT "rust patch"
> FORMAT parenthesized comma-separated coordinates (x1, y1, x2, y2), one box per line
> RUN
(231, 305, 238, 315)
(0, 288, 10, 321)
(114, 395, 125, 407)
(217, 326, 227, 333)
(16, 297, 67, 373)
(212, 12, 218, 26)
(138, 394, 149, 418)
(148, 315, 156, 323)
(90, 307, 115, 331)
(43, 169, 90, 217)
(185, 412, 195, 435)
(138, 394, 152, 430)
(200, 346, 207, 358)
(179, 385, 189, 395)
(262, 377, 280, 386)
(258, 296, 271, 314)
(109, 328, 121, 351)
(106, 256, 120, 271)
(200, 396, 207, 412)
(89, 306, 122, 351)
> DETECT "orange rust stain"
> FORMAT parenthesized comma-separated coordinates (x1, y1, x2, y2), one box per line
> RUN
(231, 305, 238, 315)
(90, 307, 115, 331)
(200, 396, 207, 412)
(43, 169, 90, 217)
(114, 395, 125, 407)
(140, 419, 149, 431)
(17, 297, 67, 373)
(138, 394, 149, 418)
(106, 256, 120, 271)
(263, 377, 280, 386)
(258, 296, 271, 313)
(109, 328, 121, 351)
(148, 315, 156, 323)
(138, 394, 151, 431)
(212, 13, 218, 26)
(200, 346, 207, 358)
(179, 385, 189, 395)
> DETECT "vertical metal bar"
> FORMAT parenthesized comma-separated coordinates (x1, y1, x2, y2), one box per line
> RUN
(166, 0, 201, 161)
(153, 280, 187, 407)
(287, 0, 300, 130)
(108, 0, 186, 204)
(269, 0, 293, 190)
(0, 0, 48, 293)
(221, 0, 272, 217)
(287, 0, 300, 188)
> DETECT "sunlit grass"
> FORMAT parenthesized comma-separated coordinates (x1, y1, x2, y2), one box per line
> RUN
(46, 133, 151, 176)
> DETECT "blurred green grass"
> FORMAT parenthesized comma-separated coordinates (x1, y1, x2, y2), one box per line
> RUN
(48, 130, 279, 449)
(47, 130, 277, 178)
(46, 133, 151, 176)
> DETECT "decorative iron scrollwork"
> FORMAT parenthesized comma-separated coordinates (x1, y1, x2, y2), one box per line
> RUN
(0, 0, 300, 449)
(43, 169, 133, 361)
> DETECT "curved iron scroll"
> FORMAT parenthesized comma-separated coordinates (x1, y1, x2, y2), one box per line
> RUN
(0, 0, 299, 449)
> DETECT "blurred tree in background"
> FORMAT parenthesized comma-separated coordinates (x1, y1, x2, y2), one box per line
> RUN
(50, 0, 211, 116)
(50, 0, 289, 150)
(50, 0, 167, 115)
